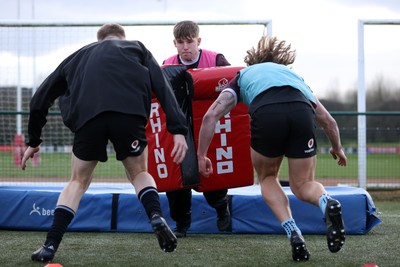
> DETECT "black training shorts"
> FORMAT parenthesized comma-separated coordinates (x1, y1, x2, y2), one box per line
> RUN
(73, 112, 147, 162)
(250, 102, 317, 158)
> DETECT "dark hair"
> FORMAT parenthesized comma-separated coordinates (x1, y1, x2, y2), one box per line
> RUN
(173, 20, 199, 40)
(244, 36, 296, 66)
(97, 24, 126, 41)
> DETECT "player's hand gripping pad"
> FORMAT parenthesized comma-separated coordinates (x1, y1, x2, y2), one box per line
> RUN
(147, 66, 254, 192)
(146, 65, 200, 192)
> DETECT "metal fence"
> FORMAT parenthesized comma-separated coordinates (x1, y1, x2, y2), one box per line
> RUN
(1, 20, 399, 189)
(1, 110, 399, 189)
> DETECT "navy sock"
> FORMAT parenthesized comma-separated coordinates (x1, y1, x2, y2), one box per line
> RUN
(45, 205, 75, 251)
(138, 186, 162, 219)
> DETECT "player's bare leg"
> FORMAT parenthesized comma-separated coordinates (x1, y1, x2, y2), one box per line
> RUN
(251, 149, 310, 261)
(288, 156, 345, 253)
(123, 147, 177, 253)
(32, 154, 97, 262)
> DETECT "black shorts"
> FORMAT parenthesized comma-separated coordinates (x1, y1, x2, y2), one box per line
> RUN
(250, 102, 317, 158)
(73, 112, 147, 162)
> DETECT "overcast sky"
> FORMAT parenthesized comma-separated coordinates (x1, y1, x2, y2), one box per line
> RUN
(1, 0, 399, 99)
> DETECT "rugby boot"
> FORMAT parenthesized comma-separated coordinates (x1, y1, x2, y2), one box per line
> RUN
(151, 214, 177, 252)
(290, 231, 310, 262)
(31, 243, 56, 262)
(325, 198, 346, 253)
(173, 223, 189, 238)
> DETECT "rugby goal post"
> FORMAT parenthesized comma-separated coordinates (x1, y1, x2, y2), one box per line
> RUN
(0, 19, 271, 182)
(0, 19, 272, 133)
(357, 19, 400, 189)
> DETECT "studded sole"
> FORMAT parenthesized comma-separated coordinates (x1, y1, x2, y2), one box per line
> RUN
(326, 201, 346, 253)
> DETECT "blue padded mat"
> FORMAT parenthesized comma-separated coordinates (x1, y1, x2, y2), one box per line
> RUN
(0, 184, 381, 234)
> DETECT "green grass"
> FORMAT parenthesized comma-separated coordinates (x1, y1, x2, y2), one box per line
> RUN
(0, 201, 398, 266)
(1, 152, 400, 180)
(276, 153, 400, 179)
(1, 152, 126, 179)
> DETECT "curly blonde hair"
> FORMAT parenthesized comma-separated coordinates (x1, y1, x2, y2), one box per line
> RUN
(244, 36, 296, 66)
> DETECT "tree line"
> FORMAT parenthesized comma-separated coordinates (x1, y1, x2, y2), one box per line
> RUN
(1, 77, 399, 145)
